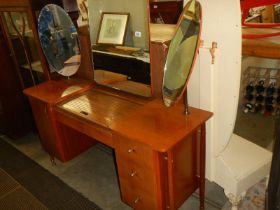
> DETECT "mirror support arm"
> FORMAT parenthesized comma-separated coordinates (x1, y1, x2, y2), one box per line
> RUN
(184, 88, 190, 115)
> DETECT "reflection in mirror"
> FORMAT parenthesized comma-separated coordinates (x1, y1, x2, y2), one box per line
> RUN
(38, 4, 80, 77)
(162, 0, 201, 107)
(88, 0, 151, 97)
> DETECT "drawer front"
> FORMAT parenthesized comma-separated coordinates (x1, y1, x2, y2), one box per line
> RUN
(55, 109, 113, 147)
(120, 185, 157, 210)
(115, 134, 158, 209)
(115, 134, 153, 168)
(117, 159, 156, 195)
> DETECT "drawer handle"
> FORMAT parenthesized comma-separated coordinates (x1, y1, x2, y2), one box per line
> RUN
(128, 148, 135, 153)
(80, 111, 89, 115)
(130, 171, 137, 177)
(134, 197, 140, 204)
(153, 5, 158, 8)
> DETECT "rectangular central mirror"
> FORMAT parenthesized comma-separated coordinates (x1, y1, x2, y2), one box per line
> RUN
(88, 0, 151, 97)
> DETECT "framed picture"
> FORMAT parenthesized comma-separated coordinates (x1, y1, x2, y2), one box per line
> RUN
(97, 12, 129, 45)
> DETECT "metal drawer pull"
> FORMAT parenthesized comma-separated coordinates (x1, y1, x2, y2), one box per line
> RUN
(80, 111, 89, 115)
(134, 197, 140, 204)
(128, 148, 135, 153)
(130, 171, 137, 177)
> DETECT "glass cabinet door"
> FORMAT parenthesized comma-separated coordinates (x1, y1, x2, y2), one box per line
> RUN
(1, 11, 46, 88)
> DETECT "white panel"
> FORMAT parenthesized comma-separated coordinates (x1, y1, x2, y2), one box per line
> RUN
(187, 0, 242, 180)
(185, 2, 271, 201)
(199, 49, 216, 179)
(200, 0, 241, 153)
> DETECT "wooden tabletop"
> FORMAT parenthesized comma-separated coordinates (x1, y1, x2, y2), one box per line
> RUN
(23, 79, 93, 104)
(56, 89, 142, 128)
(55, 88, 212, 152)
(111, 99, 213, 152)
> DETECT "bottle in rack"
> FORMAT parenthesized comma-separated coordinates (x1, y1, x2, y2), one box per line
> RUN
(243, 102, 254, 113)
(255, 80, 265, 94)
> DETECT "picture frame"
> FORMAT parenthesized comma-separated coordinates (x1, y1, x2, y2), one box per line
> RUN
(97, 12, 129, 45)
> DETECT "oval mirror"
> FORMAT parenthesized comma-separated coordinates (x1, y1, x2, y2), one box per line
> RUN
(38, 4, 80, 77)
(162, 0, 202, 107)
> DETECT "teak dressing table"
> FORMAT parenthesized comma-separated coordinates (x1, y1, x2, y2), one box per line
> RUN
(24, 25, 213, 210)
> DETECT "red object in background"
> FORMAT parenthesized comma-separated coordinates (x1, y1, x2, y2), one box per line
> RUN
(240, 0, 280, 25)
(240, 0, 280, 38)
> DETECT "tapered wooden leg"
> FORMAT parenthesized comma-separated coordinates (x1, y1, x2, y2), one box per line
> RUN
(199, 123, 206, 210)
(49, 155, 56, 166)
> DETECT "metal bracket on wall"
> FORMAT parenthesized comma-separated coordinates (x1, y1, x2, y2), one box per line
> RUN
(199, 40, 218, 65)
(210, 42, 218, 64)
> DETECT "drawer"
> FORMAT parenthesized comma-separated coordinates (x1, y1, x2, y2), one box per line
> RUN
(120, 185, 157, 210)
(117, 158, 156, 195)
(115, 134, 154, 168)
(55, 109, 113, 147)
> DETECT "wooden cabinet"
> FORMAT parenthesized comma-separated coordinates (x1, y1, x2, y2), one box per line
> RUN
(23, 25, 212, 208)
(0, 25, 35, 138)
(93, 50, 150, 85)
(0, 0, 52, 86)
(150, 0, 183, 24)
(111, 100, 211, 210)
(27, 97, 61, 158)
(166, 132, 199, 209)
(115, 134, 158, 209)
(26, 77, 212, 209)
(0, 0, 57, 138)
(24, 79, 94, 162)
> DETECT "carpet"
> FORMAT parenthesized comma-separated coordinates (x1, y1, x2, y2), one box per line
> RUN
(222, 178, 267, 210)
(0, 138, 102, 210)
(0, 168, 48, 210)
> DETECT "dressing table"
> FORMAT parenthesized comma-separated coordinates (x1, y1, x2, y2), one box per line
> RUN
(24, 1, 212, 209)
(54, 89, 212, 209)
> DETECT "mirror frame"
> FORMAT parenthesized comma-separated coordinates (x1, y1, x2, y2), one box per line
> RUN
(162, 0, 202, 107)
(37, 4, 81, 77)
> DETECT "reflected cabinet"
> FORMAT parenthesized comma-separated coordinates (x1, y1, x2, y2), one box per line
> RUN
(88, 0, 152, 97)
(150, 0, 183, 24)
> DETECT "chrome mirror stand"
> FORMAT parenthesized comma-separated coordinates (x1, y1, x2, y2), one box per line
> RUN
(184, 88, 190, 115)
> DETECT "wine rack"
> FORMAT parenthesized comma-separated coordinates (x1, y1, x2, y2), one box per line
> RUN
(241, 66, 280, 115)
